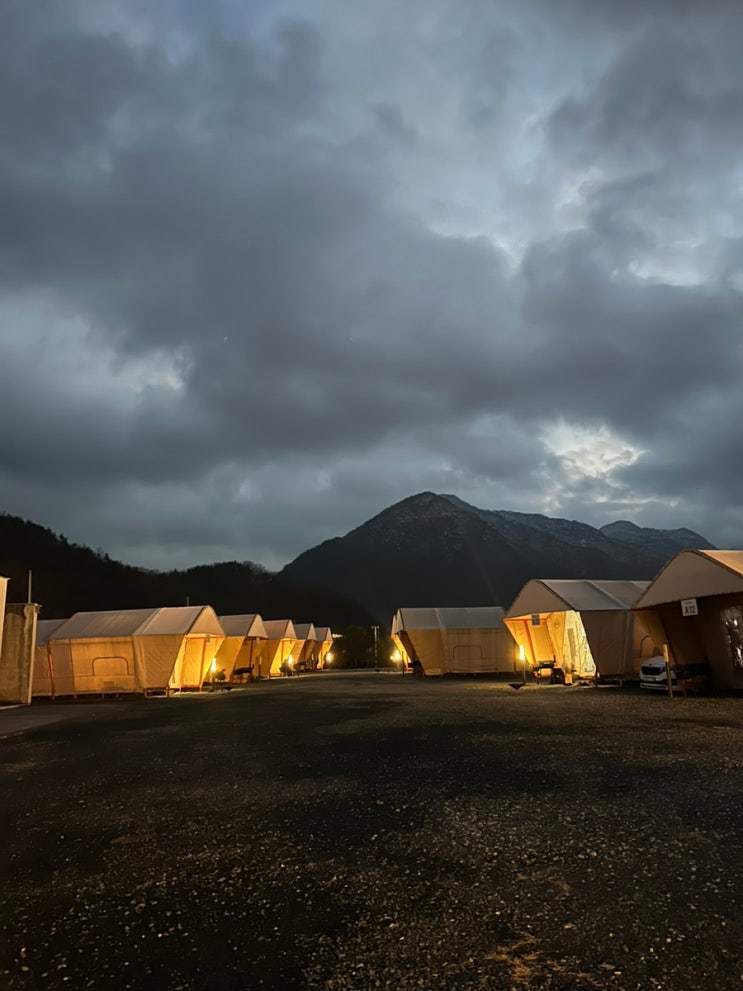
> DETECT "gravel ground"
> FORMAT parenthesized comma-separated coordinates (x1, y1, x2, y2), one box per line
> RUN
(0, 673, 741, 991)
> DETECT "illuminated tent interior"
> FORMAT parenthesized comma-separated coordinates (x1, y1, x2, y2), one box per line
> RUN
(215, 614, 268, 681)
(262, 619, 298, 677)
(633, 550, 743, 691)
(504, 580, 651, 682)
(312, 626, 334, 669)
(293, 623, 317, 669)
(390, 606, 515, 676)
(33, 606, 225, 697)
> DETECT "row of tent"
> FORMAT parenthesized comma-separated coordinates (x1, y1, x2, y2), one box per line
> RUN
(30, 608, 333, 698)
(391, 550, 743, 691)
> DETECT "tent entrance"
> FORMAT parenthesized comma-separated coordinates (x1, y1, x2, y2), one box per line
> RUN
(505, 612, 596, 679)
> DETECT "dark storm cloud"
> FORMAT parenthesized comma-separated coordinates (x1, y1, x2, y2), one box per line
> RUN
(0, 0, 742, 566)
(518, 230, 743, 430)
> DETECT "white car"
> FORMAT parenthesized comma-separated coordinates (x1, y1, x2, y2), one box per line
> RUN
(639, 656, 676, 689)
(639, 656, 710, 691)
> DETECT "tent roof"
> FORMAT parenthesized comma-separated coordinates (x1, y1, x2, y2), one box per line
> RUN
(293, 623, 317, 640)
(314, 626, 332, 641)
(263, 618, 297, 640)
(50, 605, 223, 640)
(35, 618, 69, 646)
(634, 550, 743, 609)
(137, 605, 223, 636)
(506, 579, 649, 619)
(392, 606, 506, 634)
(218, 614, 268, 639)
(50, 608, 159, 640)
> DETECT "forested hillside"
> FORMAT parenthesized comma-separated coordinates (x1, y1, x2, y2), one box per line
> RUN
(0, 513, 371, 627)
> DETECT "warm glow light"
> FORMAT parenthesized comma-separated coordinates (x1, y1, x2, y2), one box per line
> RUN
(326, 651, 333, 663)
(392, 650, 402, 662)
(210, 658, 217, 674)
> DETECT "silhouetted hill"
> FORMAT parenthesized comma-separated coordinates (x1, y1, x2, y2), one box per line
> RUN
(280, 492, 716, 622)
(0, 513, 371, 628)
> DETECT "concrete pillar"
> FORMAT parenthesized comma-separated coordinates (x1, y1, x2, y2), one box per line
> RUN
(0, 602, 40, 705)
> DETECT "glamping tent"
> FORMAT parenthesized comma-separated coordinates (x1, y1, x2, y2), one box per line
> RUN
(633, 550, 743, 691)
(504, 580, 651, 682)
(33, 606, 225, 698)
(293, 623, 317, 670)
(312, 626, 334, 669)
(391, 607, 515, 676)
(262, 619, 298, 677)
(215, 614, 267, 682)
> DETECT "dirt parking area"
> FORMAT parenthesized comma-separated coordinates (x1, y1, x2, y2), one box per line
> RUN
(0, 674, 741, 990)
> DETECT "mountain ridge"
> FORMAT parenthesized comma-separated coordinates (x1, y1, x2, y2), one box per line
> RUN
(280, 491, 716, 621)
(0, 512, 372, 627)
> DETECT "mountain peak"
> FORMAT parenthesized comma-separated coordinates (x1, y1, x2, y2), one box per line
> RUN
(601, 520, 642, 536)
(283, 492, 716, 621)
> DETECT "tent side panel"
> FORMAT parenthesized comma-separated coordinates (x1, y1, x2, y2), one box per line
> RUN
(652, 591, 743, 691)
(445, 628, 516, 674)
(47, 642, 77, 696)
(396, 631, 418, 669)
(529, 619, 557, 664)
(141, 635, 183, 690)
(32, 645, 54, 697)
(47, 639, 137, 695)
(256, 641, 278, 678)
(580, 613, 627, 678)
(266, 639, 297, 676)
(236, 639, 265, 677)
(544, 612, 567, 666)
(391, 633, 410, 669)
(654, 604, 707, 668)
(503, 618, 535, 667)
(214, 637, 243, 681)
(697, 592, 743, 690)
(179, 634, 224, 689)
(406, 629, 445, 675)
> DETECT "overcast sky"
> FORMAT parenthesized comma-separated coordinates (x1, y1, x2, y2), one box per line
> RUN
(1, 0, 742, 571)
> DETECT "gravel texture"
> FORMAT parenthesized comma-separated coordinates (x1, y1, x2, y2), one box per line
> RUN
(0, 673, 741, 990)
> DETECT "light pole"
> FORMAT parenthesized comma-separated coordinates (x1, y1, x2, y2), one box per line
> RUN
(372, 625, 379, 671)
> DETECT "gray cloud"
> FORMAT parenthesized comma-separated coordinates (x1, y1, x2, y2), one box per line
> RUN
(0, 0, 742, 570)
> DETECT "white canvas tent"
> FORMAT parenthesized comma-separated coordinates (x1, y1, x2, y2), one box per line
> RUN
(34, 606, 225, 697)
(391, 607, 515, 676)
(215, 614, 267, 682)
(504, 579, 651, 682)
(262, 619, 298, 677)
(633, 550, 743, 691)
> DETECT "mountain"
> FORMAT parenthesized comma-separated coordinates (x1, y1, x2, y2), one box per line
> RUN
(0, 513, 372, 628)
(280, 492, 716, 622)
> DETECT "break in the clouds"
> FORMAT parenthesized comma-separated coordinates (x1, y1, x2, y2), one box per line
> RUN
(1, 0, 742, 570)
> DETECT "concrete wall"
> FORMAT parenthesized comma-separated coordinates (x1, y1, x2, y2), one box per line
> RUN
(0, 603, 40, 705)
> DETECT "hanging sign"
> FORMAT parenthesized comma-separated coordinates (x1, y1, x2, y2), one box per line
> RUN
(681, 598, 698, 617)
(530, 614, 541, 626)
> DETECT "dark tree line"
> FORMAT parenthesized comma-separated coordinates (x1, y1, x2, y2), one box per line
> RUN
(0, 513, 373, 629)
